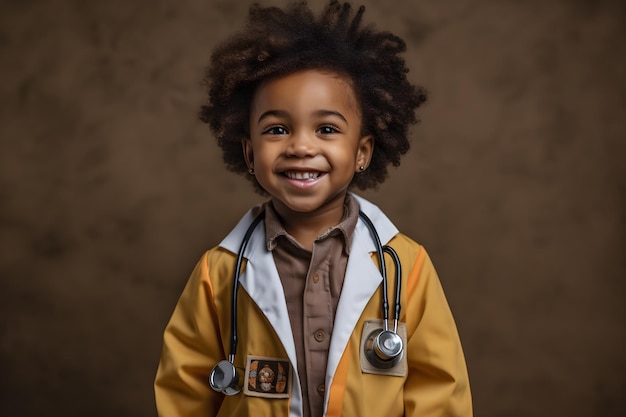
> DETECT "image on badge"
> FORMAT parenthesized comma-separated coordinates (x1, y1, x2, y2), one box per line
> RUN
(244, 355, 292, 399)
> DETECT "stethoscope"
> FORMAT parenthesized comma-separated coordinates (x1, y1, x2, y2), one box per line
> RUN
(209, 210, 403, 396)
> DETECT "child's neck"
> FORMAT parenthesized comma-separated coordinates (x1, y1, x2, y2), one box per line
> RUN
(271, 197, 346, 251)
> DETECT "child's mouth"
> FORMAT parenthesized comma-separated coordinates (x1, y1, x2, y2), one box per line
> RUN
(283, 171, 322, 180)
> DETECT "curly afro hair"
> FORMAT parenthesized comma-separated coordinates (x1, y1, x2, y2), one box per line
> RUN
(200, 0, 427, 193)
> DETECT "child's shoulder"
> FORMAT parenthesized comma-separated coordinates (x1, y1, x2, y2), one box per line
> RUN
(201, 245, 238, 274)
(388, 232, 424, 261)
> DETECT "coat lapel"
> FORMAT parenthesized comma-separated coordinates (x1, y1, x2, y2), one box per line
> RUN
(325, 194, 399, 388)
(219, 207, 303, 417)
(219, 207, 298, 368)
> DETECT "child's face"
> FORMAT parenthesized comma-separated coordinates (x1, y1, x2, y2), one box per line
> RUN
(244, 69, 373, 219)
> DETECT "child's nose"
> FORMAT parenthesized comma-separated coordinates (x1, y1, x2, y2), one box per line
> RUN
(285, 130, 318, 157)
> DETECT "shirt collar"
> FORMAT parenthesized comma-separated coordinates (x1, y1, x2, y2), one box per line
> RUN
(264, 194, 359, 254)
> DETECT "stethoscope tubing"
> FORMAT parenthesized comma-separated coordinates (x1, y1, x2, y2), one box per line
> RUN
(229, 212, 265, 362)
(358, 211, 402, 332)
(383, 245, 402, 333)
(227, 209, 402, 360)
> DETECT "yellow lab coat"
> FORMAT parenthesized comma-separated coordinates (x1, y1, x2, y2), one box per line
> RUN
(155, 195, 472, 416)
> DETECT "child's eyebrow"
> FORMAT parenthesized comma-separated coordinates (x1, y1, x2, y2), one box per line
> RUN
(256, 109, 348, 124)
(256, 110, 290, 124)
(313, 110, 348, 123)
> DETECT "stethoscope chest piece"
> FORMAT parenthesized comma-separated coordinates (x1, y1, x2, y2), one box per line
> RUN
(364, 329, 404, 369)
(209, 360, 243, 396)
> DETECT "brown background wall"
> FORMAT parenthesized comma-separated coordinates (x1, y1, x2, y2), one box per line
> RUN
(1, 0, 624, 416)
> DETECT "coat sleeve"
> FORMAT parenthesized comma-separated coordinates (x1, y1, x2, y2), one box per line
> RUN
(154, 252, 225, 417)
(403, 247, 473, 417)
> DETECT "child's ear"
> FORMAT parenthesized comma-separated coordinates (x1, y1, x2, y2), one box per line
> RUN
(355, 134, 374, 172)
(242, 139, 254, 170)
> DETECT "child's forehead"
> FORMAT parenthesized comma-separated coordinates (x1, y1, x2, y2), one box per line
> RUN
(253, 68, 361, 107)
(254, 68, 357, 99)
(252, 69, 362, 112)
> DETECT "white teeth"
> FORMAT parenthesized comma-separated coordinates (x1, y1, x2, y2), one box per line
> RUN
(285, 171, 320, 180)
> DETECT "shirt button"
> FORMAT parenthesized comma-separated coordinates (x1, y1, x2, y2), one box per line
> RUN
(317, 384, 325, 397)
(314, 329, 325, 342)
(313, 272, 320, 283)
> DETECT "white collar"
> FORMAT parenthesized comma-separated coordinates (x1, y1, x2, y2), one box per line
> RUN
(219, 193, 398, 255)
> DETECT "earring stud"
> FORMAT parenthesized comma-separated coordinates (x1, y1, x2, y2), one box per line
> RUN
(359, 166, 365, 171)
(248, 168, 255, 174)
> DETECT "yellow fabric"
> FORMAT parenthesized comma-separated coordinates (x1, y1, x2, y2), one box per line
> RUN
(155, 234, 472, 417)
(325, 340, 350, 417)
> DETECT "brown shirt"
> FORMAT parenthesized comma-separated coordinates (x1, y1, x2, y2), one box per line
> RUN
(264, 195, 359, 417)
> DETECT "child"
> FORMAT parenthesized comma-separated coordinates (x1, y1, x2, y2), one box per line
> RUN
(155, 2, 472, 416)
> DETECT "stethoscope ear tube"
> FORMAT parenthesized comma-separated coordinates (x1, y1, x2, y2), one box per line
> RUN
(209, 212, 265, 396)
(229, 213, 265, 358)
(358, 211, 404, 366)
(382, 245, 402, 332)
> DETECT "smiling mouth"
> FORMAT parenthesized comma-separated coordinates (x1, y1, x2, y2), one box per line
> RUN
(283, 171, 323, 180)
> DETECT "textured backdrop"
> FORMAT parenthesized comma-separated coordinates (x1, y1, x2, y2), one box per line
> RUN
(1, 0, 624, 416)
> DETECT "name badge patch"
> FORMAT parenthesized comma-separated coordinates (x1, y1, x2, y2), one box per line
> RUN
(244, 355, 291, 399)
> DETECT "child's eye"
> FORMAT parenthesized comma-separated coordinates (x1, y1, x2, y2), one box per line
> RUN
(316, 125, 340, 135)
(262, 126, 288, 135)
